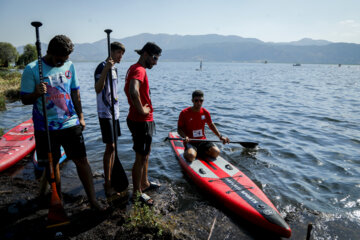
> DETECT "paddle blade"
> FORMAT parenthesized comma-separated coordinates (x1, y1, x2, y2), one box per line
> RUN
(46, 183, 69, 228)
(111, 156, 129, 193)
(238, 142, 258, 149)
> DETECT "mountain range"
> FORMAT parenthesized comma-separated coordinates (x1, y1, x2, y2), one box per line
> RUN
(18, 33, 360, 64)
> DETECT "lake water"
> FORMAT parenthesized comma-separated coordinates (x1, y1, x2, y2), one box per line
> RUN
(1, 62, 360, 239)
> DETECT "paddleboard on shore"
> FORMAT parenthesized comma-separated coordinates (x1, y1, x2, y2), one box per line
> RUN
(168, 131, 291, 238)
(0, 118, 36, 172)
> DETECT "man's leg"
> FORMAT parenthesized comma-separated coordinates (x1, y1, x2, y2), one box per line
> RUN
(103, 143, 115, 195)
(73, 156, 102, 210)
(205, 145, 220, 159)
(184, 148, 197, 162)
(132, 152, 147, 194)
(140, 153, 150, 190)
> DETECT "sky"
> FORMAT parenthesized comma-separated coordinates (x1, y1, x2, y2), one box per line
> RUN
(1, 0, 360, 47)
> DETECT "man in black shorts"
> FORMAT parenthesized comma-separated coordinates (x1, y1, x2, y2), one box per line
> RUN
(124, 42, 162, 206)
(21, 35, 102, 210)
(178, 90, 230, 162)
(94, 42, 125, 197)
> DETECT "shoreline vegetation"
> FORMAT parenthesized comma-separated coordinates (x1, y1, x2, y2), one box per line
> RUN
(0, 68, 22, 111)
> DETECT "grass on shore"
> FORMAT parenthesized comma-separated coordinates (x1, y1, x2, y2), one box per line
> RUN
(0, 69, 22, 111)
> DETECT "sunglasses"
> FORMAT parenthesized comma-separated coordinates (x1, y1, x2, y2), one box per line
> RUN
(193, 99, 204, 103)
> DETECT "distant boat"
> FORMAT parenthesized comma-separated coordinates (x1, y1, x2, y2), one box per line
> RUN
(338, 64, 341, 67)
(264, 60, 268, 64)
(293, 63, 301, 66)
(196, 60, 203, 71)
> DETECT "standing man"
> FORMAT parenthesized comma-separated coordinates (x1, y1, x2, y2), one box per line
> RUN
(124, 42, 162, 206)
(21, 35, 102, 210)
(94, 42, 125, 198)
(178, 90, 230, 162)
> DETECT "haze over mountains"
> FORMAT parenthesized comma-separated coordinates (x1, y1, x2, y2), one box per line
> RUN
(19, 33, 360, 64)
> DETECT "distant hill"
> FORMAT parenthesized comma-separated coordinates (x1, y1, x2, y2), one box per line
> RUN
(17, 34, 360, 64)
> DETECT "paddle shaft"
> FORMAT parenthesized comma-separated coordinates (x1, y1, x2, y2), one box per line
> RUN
(167, 137, 258, 148)
(31, 21, 68, 227)
(31, 22, 56, 184)
(104, 29, 119, 159)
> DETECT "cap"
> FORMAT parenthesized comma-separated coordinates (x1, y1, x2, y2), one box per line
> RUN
(135, 42, 162, 56)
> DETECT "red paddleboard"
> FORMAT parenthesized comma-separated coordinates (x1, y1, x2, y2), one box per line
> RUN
(0, 118, 35, 172)
(168, 132, 291, 238)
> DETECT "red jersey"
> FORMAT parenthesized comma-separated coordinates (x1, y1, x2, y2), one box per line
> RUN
(124, 63, 153, 122)
(178, 107, 212, 139)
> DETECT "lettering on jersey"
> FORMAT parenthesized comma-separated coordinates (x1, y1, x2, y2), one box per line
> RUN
(65, 70, 72, 79)
(48, 73, 68, 87)
(201, 115, 206, 120)
(193, 129, 203, 138)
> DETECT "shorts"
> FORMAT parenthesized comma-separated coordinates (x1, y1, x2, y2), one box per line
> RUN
(34, 125, 86, 166)
(99, 118, 121, 143)
(127, 118, 155, 156)
(185, 141, 215, 157)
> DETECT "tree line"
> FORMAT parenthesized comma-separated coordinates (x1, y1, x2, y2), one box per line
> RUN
(0, 42, 37, 68)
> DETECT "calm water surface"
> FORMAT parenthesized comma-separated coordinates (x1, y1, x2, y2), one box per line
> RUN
(1, 62, 359, 239)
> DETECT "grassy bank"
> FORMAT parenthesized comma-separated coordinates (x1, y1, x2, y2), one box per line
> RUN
(0, 68, 22, 111)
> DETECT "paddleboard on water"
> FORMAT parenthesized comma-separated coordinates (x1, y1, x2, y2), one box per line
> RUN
(32, 146, 67, 171)
(0, 118, 36, 172)
(168, 132, 291, 238)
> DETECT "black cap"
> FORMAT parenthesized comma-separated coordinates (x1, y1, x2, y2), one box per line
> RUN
(135, 42, 162, 56)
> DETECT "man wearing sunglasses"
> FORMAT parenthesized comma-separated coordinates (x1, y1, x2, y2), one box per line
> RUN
(178, 90, 230, 162)
(124, 42, 162, 206)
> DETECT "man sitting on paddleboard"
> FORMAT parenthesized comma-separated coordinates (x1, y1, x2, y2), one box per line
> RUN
(177, 90, 230, 162)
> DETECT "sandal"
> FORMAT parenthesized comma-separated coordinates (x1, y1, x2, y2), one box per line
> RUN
(138, 193, 154, 206)
(142, 181, 161, 193)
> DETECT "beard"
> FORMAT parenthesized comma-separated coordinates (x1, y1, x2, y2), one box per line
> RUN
(145, 58, 153, 69)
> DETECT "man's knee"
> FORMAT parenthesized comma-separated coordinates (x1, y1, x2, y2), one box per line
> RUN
(105, 143, 115, 153)
(185, 148, 197, 162)
(73, 156, 89, 166)
(207, 146, 220, 158)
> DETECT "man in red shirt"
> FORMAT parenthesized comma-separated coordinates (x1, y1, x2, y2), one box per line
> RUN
(124, 42, 162, 206)
(178, 90, 230, 162)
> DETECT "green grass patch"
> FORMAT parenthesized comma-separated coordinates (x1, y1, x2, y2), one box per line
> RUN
(124, 192, 173, 239)
(0, 69, 22, 110)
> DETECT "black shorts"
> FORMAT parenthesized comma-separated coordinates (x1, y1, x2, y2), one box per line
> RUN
(185, 141, 215, 157)
(99, 118, 121, 144)
(127, 118, 155, 156)
(34, 125, 86, 166)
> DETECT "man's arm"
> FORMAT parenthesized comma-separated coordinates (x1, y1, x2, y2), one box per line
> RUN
(21, 82, 47, 105)
(209, 122, 230, 144)
(128, 79, 150, 115)
(94, 58, 114, 94)
(177, 126, 190, 143)
(71, 89, 85, 130)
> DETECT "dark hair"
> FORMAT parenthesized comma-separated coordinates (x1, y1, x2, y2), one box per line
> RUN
(111, 42, 125, 52)
(192, 90, 204, 99)
(135, 42, 162, 56)
(47, 35, 74, 56)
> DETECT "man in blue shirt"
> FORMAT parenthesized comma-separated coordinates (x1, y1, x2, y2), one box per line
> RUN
(21, 35, 102, 210)
(94, 42, 125, 198)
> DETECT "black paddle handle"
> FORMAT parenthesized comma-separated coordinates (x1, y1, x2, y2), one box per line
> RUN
(167, 137, 258, 148)
(31, 22, 52, 155)
(104, 29, 119, 158)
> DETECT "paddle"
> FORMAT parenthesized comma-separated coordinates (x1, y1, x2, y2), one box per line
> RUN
(31, 21, 69, 228)
(104, 29, 129, 192)
(166, 137, 258, 149)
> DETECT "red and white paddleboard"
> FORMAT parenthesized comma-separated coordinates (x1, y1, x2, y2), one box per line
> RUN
(168, 132, 291, 238)
(0, 118, 35, 172)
